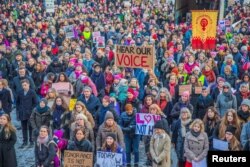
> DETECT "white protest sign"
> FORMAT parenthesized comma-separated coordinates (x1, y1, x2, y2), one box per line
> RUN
(213, 138, 228, 151)
(45, 0, 55, 13)
(96, 151, 123, 167)
(219, 20, 225, 30)
(136, 113, 161, 135)
(64, 25, 75, 39)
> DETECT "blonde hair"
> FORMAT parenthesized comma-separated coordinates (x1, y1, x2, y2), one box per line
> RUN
(1, 114, 16, 139)
(149, 104, 163, 115)
(189, 119, 205, 132)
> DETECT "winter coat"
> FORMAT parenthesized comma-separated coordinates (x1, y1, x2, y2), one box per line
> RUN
(222, 73, 238, 88)
(94, 56, 109, 70)
(35, 138, 57, 167)
(95, 105, 119, 128)
(195, 95, 214, 120)
(220, 63, 238, 76)
(83, 59, 95, 74)
(16, 89, 38, 121)
(0, 88, 12, 114)
(216, 93, 237, 117)
(119, 112, 136, 136)
(235, 91, 250, 108)
(165, 84, 179, 104)
(74, 78, 98, 97)
(204, 120, 220, 150)
(184, 131, 209, 162)
(77, 94, 101, 117)
(0, 57, 10, 79)
(70, 121, 94, 147)
(0, 127, 17, 167)
(170, 99, 194, 121)
(150, 133, 171, 167)
(67, 138, 93, 152)
(90, 71, 106, 94)
(238, 109, 250, 125)
(71, 110, 95, 128)
(124, 98, 140, 113)
(96, 122, 125, 150)
(32, 71, 46, 93)
(117, 85, 128, 102)
(30, 107, 51, 130)
(12, 75, 36, 96)
(171, 119, 192, 162)
(241, 121, 250, 151)
(211, 86, 222, 101)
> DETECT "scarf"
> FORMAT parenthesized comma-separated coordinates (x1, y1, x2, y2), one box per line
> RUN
(181, 118, 191, 137)
(37, 136, 49, 151)
(223, 91, 233, 102)
(74, 70, 82, 79)
(238, 110, 250, 122)
(75, 138, 84, 147)
(153, 133, 166, 139)
(159, 98, 167, 111)
(53, 105, 64, 128)
(191, 130, 201, 137)
(169, 83, 176, 97)
(36, 105, 49, 114)
(241, 91, 249, 99)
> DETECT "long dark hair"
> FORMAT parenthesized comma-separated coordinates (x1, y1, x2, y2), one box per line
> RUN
(101, 139, 118, 152)
(56, 72, 70, 82)
(51, 96, 69, 111)
(203, 106, 220, 128)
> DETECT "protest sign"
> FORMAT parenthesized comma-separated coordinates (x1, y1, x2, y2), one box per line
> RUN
(96, 151, 123, 167)
(64, 25, 75, 39)
(45, 0, 55, 13)
(115, 45, 154, 70)
(96, 36, 105, 48)
(69, 98, 77, 111)
(64, 150, 93, 167)
(179, 85, 192, 95)
(136, 113, 161, 135)
(52, 82, 70, 94)
(93, 31, 101, 43)
(213, 138, 228, 151)
(219, 20, 225, 30)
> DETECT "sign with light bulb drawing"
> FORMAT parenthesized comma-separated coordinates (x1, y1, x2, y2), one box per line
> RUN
(191, 11, 218, 50)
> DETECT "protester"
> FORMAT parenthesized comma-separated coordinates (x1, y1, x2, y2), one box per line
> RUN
(0, 79, 12, 115)
(0, 114, 17, 167)
(224, 125, 241, 151)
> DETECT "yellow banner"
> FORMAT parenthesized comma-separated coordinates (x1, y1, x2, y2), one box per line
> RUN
(192, 10, 218, 50)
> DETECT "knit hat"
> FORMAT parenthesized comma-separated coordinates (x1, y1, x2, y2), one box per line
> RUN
(105, 111, 114, 121)
(40, 98, 48, 106)
(225, 125, 237, 135)
(225, 54, 233, 61)
(217, 77, 225, 83)
(106, 132, 116, 141)
(223, 82, 231, 89)
(127, 88, 135, 96)
(154, 119, 169, 133)
(193, 66, 200, 73)
(182, 91, 190, 98)
(76, 113, 87, 121)
(241, 99, 250, 108)
(103, 96, 110, 103)
(114, 74, 122, 80)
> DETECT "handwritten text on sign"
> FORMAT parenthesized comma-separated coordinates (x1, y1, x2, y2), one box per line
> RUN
(96, 151, 123, 167)
(136, 113, 161, 135)
(64, 150, 93, 167)
(115, 45, 154, 69)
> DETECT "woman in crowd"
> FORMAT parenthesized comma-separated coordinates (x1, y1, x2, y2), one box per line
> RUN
(32, 62, 46, 95)
(237, 99, 250, 124)
(150, 119, 171, 167)
(141, 95, 155, 113)
(213, 109, 241, 140)
(184, 119, 209, 167)
(67, 128, 93, 152)
(45, 88, 57, 109)
(165, 74, 179, 104)
(211, 77, 225, 101)
(203, 107, 220, 150)
(0, 114, 17, 167)
(172, 108, 192, 167)
(35, 126, 56, 167)
(235, 83, 250, 107)
(120, 103, 139, 167)
(96, 111, 125, 150)
(224, 125, 241, 151)
(30, 98, 51, 139)
(216, 82, 237, 117)
(71, 101, 95, 128)
(51, 96, 71, 139)
(124, 88, 140, 112)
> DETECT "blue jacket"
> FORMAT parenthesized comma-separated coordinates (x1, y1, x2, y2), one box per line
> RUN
(220, 63, 238, 76)
(119, 112, 136, 136)
(77, 94, 101, 117)
(241, 121, 250, 150)
(83, 59, 95, 74)
(90, 72, 106, 93)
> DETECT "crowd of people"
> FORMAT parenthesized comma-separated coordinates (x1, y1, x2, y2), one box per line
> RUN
(0, 0, 250, 167)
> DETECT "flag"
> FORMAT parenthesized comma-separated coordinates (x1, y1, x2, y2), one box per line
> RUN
(191, 10, 218, 50)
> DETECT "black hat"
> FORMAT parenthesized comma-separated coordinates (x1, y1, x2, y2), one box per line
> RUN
(106, 132, 116, 141)
(93, 63, 101, 69)
(154, 119, 169, 133)
(225, 125, 237, 135)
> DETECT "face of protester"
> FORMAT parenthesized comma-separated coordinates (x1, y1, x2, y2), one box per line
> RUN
(39, 127, 48, 138)
(241, 105, 249, 112)
(59, 74, 66, 82)
(223, 85, 230, 93)
(0, 115, 8, 126)
(127, 92, 134, 99)
(193, 123, 201, 133)
(150, 107, 157, 115)
(76, 117, 84, 126)
(22, 82, 30, 91)
(56, 98, 62, 106)
(106, 136, 114, 146)
(16, 54, 22, 61)
(201, 89, 208, 97)
(181, 111, 188, 120)
(190, 76, 196, 83)
(241, 85, 248, 93)
(169, 76, 176, 84)
(83, 89, 91, 98)
(208, 109, 215, 119)
(106, 118, 114, 127)
(181, 94, 188, 102)
(243, 75, 249, 82)
(94, 66, 101, 73)
(227, 112, 234, 123)
(75, 105, 83, 112)
(102, 99, 109, 107)
(154, 128, 164, 135)
(76, 130, 85, 141)
(188, 55, 195, 63)
(40, 101, 46, 108)
(146, 97, 153, 105)
(225, 132, 233, 142)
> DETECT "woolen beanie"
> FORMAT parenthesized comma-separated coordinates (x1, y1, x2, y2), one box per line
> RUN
(105, 111, 114, 121)
(241, 99, 250, 108)
(225, 125, 237, 135)
(106, 132, 116, 141)
(40, 98, 48, 106)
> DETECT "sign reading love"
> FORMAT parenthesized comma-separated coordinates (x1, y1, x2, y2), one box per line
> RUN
(136, 113, 161, 136)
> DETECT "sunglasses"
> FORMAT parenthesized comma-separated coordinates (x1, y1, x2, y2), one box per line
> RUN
(223, 86, 229, 89)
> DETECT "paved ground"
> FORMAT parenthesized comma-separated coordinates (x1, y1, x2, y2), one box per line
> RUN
(12, 111, 151, 167)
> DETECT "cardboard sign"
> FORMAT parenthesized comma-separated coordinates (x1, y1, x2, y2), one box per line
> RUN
(52, 82, 70, 94)
(179, 85, 192, 95)
(96, 151, 123, 167)
(195, 87, 202, 94)
(96, 36, 105, 48)
(64, 150, 93, 167)
(64, 25, 75, 39)
(69, 98, 77, 111)
(93, 31, 101, 43)
(115, 45, 154, 70)
(136, 113, 161, 135)
(45, 0, 55, 13)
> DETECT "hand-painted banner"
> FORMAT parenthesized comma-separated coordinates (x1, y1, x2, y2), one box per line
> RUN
(115, 45, 154, 69)
(136, 113, 161, 135)
(95, 151, 123, 167)
(191, 10, 218, 50)
(64, 150, 93, 167)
